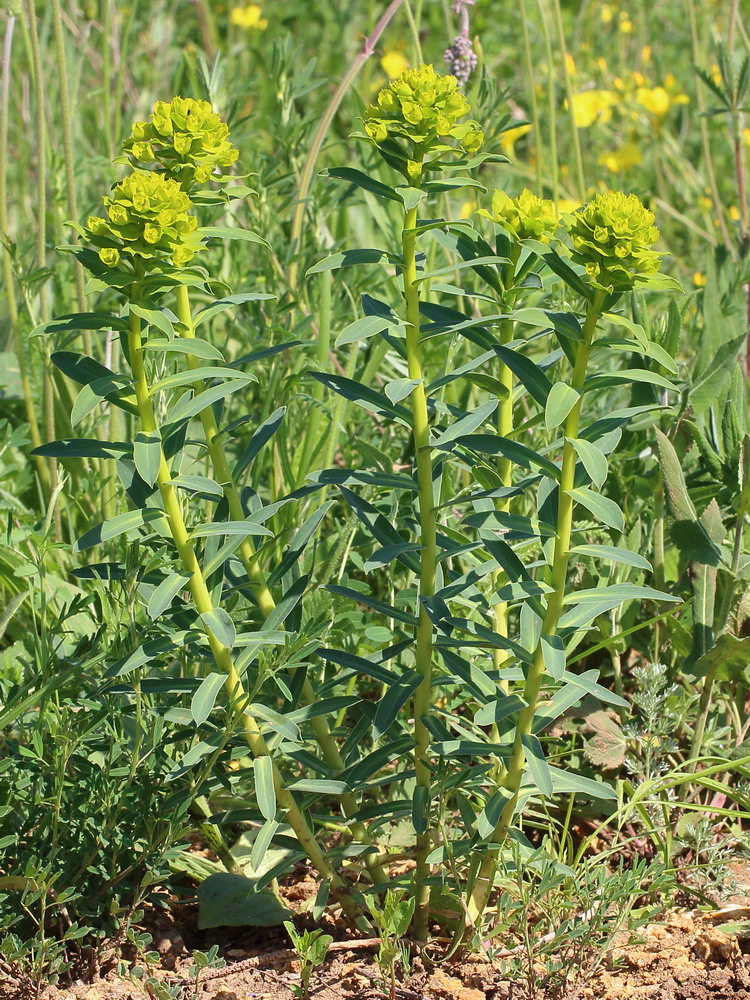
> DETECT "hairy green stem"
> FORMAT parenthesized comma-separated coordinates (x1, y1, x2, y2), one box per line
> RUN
(128, 293, 357, 920)
(1, 15, 47, 493)
(466, 289, 606, 929)
(175, 282, 387, 886)
(402, 162, 436, 941)
(51, 0, 87, 320)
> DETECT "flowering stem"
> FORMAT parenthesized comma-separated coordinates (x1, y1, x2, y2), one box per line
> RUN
(175, 281, 388, 887)
(129, 288, 357, 921)
(402, 160, 436, 941)
(466, 288, 606, 931)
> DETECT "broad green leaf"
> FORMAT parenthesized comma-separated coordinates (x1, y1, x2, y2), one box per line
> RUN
(385, 378, 421, 403)
(477, 789, 512, 839)
(254, 756, 277, 820)
(197, 873, 292, 929)
(563, 584, 680, 606)
(568, 487, 624, 532)
(191, 672, 226, 726)
(693, 634, 750, 682)
(74, 508, 166, 552)
(545, 383, 579, 430)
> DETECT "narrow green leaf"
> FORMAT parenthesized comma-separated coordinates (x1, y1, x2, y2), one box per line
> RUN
(254, 757, 277, 821)
(432, 399, 498, 447)
(568, 437, 608, 488)
(545, 383, 579, 430)
(168, 380, 252, 425)
(569, 543, 652, 571)
(521, 734, 553, 797)
(200, 226, 271, 249)
(373, 670, 423, 739)
(133, 429, 162, 486)
(191, 672, 226, 726)
(540, 634, 566, 681)
(493, 344, 554, 405)
(74, 508, 165, 552)
(568, 487, 624, 532)
(201, 608, 237, 648)
(148, 571, 192, 619)
(306, 248, 399, 275)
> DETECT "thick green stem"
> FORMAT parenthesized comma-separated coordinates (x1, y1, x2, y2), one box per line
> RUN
(128, 297, 357, 920)
(175, 283, 387, 886)
(402, 164, 436, 941)
(466, 289, 606, 929)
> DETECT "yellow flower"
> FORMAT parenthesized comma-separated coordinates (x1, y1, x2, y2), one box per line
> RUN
(642, 45, 652, 64)
(460, 199, 476, 219)
(557, 198, 581, 214)
(230, 4, 267, 29)
(600, 4, 614, 23)
(381, 49, 409, 80)
(565, 53, 576, 77)
(693, 272, 706, 287)
(499, 123, 531, 157)
(699, 196, 713, 212)
(619, 14, 634, 33)
(569, 90, 615, 128)
(743, 128, 750, 148)
(599, 141, 642, 173)
(635, 87, 670, 118)
(729, 205, 740, 222)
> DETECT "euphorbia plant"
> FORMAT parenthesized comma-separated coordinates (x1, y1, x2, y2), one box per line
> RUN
(35, 100, 375, 921)
(312, 60, 681, 941)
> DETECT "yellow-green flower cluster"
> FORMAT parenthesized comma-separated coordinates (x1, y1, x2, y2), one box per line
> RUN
(363, 63, 483, 159)
(86, 170, 201, 268)
(564, 191, 662, 290)
(124, 97, 238, 190)
(479, 188, 558, 242)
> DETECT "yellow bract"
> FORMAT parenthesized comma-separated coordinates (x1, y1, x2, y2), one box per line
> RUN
(362, 63, 483, 160)
(124, 97, 238, 191)
(564, 190, 663, 290)
(479, 188, 558, 243)
(86, 170, 201, 268)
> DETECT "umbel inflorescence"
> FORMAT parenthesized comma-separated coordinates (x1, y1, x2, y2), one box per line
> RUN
(363, 63, 484, 161)
(480, 188, 558, 242)
(564, 190, 663, 290)
(86, 170, 201, 269)
(124, 97, 238, 191)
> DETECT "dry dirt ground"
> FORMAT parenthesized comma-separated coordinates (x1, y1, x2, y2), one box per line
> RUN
(3, 905, 750, 1000)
